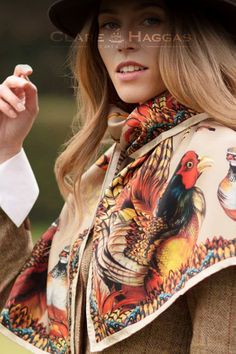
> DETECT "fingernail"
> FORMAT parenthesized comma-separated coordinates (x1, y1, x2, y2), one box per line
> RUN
(19, 64, 32, 71)
(16, 103, 25, 112)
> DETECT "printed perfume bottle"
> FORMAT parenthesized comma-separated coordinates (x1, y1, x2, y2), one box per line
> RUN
(218, 147, 236, 221)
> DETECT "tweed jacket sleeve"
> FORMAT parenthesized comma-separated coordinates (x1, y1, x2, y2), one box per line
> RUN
(0, 209, 33, 311)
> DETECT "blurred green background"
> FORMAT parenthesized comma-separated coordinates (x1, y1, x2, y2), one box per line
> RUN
(0, 0, 76, 230)
(0, 1, 78, 352)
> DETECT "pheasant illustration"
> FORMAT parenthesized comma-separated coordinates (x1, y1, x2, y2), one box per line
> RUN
(144, 151, 213, 291)
(95, 139, 172, 277)
(47, 245, 70, 338)
(6, 224, 58, 319)
(218, 147, 236, 221)
(94, 143, 213, 313)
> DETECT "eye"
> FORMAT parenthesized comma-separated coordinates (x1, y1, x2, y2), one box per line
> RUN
(142, 17, 161, 26)
(99, 21, 120, 30)
(186, 161, 194, 169)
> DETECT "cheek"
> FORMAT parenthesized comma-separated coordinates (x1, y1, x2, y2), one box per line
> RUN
(147, 57, 164, 88)
(98, 43, 114, 73)
(97, 42, 105, 64)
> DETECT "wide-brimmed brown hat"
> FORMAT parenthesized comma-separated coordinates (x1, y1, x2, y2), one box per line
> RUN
(48, 0, 100, 38)
(48, 0, 236, 39)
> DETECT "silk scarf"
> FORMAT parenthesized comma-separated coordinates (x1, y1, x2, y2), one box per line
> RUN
(0, 90, 236, 354)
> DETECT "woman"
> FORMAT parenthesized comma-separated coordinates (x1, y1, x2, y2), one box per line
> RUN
(0, 0, 235, 353)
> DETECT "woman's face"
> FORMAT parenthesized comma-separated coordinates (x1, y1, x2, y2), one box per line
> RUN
(97, 0, 168, 105)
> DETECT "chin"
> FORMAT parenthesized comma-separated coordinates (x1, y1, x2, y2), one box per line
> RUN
(117, 88, 164, 105)
(116, 93, 148, 105)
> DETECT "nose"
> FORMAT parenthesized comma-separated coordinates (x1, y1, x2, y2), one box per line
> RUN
(115, 28, 140, 52)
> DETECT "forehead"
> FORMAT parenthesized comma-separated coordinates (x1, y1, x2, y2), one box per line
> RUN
(99, 0, 165, 13)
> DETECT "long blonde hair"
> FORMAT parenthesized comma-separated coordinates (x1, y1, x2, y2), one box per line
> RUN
(54, 2, 236, 224)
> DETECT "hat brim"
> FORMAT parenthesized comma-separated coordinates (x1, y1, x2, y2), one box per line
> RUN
(48, 0, 236, 39)
(48, 0, 99, 38)
(203, 0, 236, 38)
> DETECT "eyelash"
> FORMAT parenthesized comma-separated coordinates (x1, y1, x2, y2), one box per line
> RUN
(99, 17, 161, 30)
(143, 17, 161, 26)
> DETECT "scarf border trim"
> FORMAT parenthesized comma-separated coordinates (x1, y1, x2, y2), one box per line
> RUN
(129, 112, 211, 159)
(86, 258, 236, 352)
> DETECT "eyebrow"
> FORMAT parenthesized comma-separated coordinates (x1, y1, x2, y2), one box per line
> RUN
(99, 2, 164, 15)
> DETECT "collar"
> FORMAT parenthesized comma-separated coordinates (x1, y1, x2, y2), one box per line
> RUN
(107, 90, 201, 156)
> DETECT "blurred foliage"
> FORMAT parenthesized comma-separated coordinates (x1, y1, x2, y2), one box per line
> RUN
(0, 0, 73, 95)
(24, 95, 76, 226)
(0, 1, 78, 227)
(0, 1, 112, 230)
(0, 3, 85, 353)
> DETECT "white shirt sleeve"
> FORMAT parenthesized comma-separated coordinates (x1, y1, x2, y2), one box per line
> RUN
(0, 148, 39, 227)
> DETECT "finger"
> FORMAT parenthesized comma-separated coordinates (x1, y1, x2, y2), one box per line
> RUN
(0, 99, 17, 118)
(12, 87, 26, 104)
(2, 76, 38, 115)
(2, 75, 29, 89)
(3, 75, 30, 89)
(18, 75, 30, 107)
(0, 84, 26, 112)
(24, 82, 39, 115)
(13, 64, 33, 78)
(3, 76, 32, 107)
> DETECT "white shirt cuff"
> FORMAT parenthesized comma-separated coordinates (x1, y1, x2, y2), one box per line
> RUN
(0, 148, 39, 227)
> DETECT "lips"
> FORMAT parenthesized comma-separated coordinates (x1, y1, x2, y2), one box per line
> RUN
(116, 69, 148, 82)
(116, 61, 148, 72)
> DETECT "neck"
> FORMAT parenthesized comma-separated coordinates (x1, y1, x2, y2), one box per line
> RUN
(138, 89, 170, 106)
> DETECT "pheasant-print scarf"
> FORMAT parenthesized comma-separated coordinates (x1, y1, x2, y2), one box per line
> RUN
(0, 90, 236, 354)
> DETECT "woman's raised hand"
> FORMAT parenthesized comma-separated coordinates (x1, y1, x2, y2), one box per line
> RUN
(0, 64, 39, 163)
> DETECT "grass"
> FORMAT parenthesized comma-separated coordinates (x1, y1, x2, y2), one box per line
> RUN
(31, 222, 49, 242)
